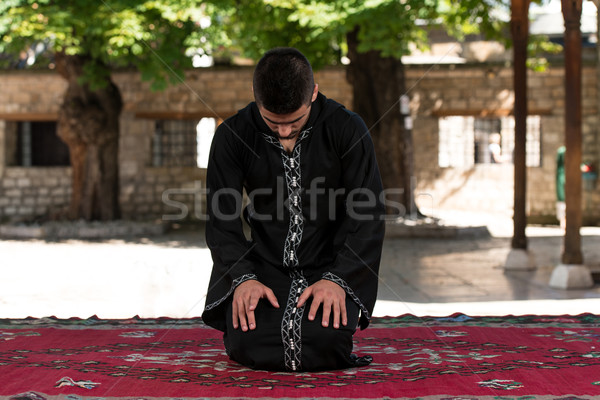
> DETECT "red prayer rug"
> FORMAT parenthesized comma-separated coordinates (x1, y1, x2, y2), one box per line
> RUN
(1, 314, 600, 399)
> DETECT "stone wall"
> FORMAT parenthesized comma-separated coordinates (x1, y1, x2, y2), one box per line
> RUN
(0, 67, 352, 222)
(0, 65, 599, 224)
(0, 167, 71, 220)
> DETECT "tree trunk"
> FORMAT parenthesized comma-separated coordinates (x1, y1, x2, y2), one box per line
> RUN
(55, 53, 122, 221)
(346, 28, 419, 218)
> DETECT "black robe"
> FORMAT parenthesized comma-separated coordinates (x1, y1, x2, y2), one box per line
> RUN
(201, 93, 385, 371)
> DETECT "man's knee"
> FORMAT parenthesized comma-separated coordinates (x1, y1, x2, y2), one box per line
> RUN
(224, 321, 356, 371)
(300, 323, 356, 371)
(223, 328, 259, 369)
(222, 298, 362, 371)
(224, 304, 285, 370)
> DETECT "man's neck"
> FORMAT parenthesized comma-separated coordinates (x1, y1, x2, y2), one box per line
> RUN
(279, 137, 297, 153)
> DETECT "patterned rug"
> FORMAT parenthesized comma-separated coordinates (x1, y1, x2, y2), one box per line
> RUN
(1, 314, 600, 399)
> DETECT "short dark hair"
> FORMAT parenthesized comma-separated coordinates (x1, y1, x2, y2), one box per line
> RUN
(253, 47, 315, 115)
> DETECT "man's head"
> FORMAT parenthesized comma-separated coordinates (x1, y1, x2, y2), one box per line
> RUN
(253, 48, 319, 142)
(253, 47, 316, 115)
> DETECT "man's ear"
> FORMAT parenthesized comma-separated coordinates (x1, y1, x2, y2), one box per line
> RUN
(311, 83, 319, 102)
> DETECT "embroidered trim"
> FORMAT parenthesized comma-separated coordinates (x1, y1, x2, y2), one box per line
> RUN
(260, 128, 312, 371)
(261, 134, 280, 147)
(204, 274, 258, 312)
(322, 272, 371, 321)
(260, 128, 311, 269)
(281, 273, 308, 371)
(282, 148, 303, 269)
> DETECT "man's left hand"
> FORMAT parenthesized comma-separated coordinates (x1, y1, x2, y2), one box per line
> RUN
(297, 279, 347, 329)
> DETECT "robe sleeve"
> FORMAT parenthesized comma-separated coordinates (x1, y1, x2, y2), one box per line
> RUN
(202, 123, 258, 331)
(322, 114, 385, 330)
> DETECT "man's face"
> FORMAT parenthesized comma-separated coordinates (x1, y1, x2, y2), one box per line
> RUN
(258, 103, 312, 142)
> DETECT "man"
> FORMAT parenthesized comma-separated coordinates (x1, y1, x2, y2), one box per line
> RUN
(202, 47, 385, 372)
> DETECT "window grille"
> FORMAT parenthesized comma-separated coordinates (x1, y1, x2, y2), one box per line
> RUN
(474, 118, 502, 164)
(14, 121, 70, 166)
(526, 116, 542, 167)
(438, 116, 542, 168)
(153, 118, 217, 168)
(153, 120, 198, 167)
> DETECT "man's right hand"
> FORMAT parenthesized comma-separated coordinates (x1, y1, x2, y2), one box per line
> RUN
(232, 280, 279, 332)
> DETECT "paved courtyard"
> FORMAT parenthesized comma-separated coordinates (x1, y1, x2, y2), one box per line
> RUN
(1, 211, 600, 319)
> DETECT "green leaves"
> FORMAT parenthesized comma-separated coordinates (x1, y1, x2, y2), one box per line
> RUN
(217, 0, 514, 67)
(439, 0, 510, 43)
(527, 33, 563, 71)
(1, 0, 206, 89)
(344, 0, 437, 58)
(208, 1, 340, 68)
(1, 0, 559, 88)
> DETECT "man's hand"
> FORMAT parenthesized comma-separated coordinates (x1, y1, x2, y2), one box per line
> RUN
(297, 279, 347, 329)
(232, 280, 279, 332)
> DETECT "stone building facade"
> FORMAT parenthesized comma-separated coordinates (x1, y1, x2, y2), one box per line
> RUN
(0, 64, 599, 224)
(408, 65, 599, 224)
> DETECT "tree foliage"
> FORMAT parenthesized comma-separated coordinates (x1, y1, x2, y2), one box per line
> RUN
(211, 0, 519, 67)
(211, 0, 559, 72)
(0, 0, 213, 90)
(1, 1, 558, 85)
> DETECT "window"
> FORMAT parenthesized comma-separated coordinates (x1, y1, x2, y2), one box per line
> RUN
(196, 118, 216, 169)
(9, 121, 70, 166)
(153, 120, 198, 167)
(526, 116, 542, 167)
(153, 118, 217, 168)
(474, 118, 503, 164)
(438, 116, 474, 168)
(438, 116, 542, 168)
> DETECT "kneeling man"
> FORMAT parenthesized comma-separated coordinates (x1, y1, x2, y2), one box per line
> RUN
(202, 47, 385, 371)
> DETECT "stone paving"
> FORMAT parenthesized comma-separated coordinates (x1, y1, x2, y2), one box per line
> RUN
(377, 225, 600, 316)
(1, 211, 599, 319)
